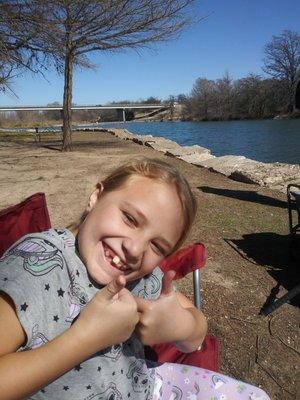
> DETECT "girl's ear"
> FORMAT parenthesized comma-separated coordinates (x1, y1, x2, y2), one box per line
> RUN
(86, 182, 104, 212)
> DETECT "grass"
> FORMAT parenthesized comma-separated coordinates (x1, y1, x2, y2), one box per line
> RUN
(0, 131, 62, 143)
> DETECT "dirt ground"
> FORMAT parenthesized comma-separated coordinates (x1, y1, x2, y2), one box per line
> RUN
(0, 131, 299, 400)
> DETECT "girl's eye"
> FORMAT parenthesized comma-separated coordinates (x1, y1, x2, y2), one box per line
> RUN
(151, 242, 166, 257)
(122, 211, 136, 226)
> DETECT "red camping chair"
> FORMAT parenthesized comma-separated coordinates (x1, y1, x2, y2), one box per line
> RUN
(146, 244, 219, 371)
(0, 193, 51, 258)
(0, 193, 219, 371)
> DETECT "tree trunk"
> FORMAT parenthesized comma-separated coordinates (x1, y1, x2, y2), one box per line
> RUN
(62, 49, 73, 151)
(286, 75, 296, 114)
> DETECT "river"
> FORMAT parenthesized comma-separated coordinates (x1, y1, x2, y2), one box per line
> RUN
(98, 119, 300, 165)
(2, 118, 299, 164)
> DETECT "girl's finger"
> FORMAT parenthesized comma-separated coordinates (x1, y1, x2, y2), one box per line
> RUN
(161, 270, 176, 295)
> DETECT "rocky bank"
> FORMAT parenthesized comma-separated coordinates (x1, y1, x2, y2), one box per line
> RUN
(82, 127, 300, 194)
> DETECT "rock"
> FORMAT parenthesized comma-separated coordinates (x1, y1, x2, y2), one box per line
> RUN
(110, 129, 133, 140)
(166, 144, 211, 158)
(196, 155, 259, 177)
(177, 153, 216, 165)
(131, 134, 155, 145)
(144, 137, 182, 153)
(229, 162, 300, 192)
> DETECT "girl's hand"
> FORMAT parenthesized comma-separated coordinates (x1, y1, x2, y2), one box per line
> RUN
(0, 277, 139, 400)
(72, 276, 139, 354)
(135, 271, 203, 348)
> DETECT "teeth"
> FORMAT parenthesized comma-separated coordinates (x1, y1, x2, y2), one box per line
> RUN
(103, 244, 129, 271)
(112, 255, 126, 270)
(112, 256, 121, 265)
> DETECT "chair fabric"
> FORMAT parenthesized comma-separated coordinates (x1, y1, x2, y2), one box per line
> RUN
(152, 242, 219, 372)
(0, 193, 219, 371)
(159, 242, 206, 279)
(0, 193, 51, 257)
(146, 334, 219, 372)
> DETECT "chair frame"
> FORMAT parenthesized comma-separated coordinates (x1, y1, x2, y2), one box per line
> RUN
(260, 184, 300, 316)
(193, 269, 201, 309)
(287, 183, 300, 235)
(287, 183, 300, 260)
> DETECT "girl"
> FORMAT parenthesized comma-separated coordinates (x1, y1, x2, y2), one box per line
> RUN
(0, 158, 270, 400)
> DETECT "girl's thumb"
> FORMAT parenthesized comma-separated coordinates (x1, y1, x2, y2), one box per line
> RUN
(161, 270, 176, 295)
(103, 275, 126, 300)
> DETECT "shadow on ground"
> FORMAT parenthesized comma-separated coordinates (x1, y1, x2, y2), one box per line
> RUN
(199, 186, 287, 209)
(225, 232, 300, 308)
(37, 140, 127, 151)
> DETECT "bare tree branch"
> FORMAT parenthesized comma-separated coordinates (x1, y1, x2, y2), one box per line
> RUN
(263, 30, 300, 112)
(20, 0, 197, 151)
(0, 0, 49, 92)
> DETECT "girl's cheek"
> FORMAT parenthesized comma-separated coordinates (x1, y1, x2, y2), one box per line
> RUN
(146, 255, 162, 273)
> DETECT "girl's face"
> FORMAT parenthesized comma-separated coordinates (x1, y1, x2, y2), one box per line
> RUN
(77, 175, 184, 285)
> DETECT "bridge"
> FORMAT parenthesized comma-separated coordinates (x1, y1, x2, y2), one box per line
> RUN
(0, 104, 170, 122)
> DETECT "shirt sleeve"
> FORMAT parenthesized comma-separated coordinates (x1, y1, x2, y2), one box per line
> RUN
(144, 267, 164, 300)
(0, 233, 69, 350)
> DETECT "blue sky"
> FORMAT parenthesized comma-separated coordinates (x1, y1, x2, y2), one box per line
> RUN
(1, 0, 299, 106)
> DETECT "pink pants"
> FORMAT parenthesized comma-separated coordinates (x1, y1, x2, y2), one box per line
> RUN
(151, 362, 270, 400)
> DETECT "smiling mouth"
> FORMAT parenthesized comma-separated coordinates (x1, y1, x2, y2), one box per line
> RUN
(102, 242, 130, 272)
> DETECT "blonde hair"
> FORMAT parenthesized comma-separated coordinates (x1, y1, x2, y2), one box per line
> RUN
(70, 158, 197, 251)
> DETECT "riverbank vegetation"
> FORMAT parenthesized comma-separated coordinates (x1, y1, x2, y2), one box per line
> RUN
(182, 72, 299, 121)
(183, 30, 300, 121)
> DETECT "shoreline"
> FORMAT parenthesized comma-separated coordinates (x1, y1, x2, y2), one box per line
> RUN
(86, 126, 300, 194)
(1, 124, 299, 193)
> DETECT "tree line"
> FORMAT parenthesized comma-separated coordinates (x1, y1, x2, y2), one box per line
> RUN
(183, 30, 300, 121)
(182, 72, 289, 121)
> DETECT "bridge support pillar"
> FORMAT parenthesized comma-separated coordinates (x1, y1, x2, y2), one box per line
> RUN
(116, 108, 126, 122)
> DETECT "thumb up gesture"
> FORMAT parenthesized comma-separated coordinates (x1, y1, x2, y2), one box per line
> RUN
(135, 270, 194, 346)
(73, 276, 139, 354)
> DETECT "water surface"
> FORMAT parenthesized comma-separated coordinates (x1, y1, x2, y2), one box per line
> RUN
(100, 119, 299, 165)
(3, 119, 299, 164)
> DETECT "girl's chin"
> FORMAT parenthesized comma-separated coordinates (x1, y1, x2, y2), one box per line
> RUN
(89, 262, 124, 285)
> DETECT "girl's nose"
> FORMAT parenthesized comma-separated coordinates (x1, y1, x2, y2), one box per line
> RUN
(122, 237, 146, 265)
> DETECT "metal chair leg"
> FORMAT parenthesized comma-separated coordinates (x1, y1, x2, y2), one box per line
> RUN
(193, 269, 201, 309)
(260, 282, 300, 316)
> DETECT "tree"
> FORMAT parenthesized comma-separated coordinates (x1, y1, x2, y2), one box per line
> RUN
(144, 96, 161, 104)
(189, 77, 216, 120)
(0, 1, 44, 95)
(233, 74, 285, 119)
(263, 30, 300, 112)
(46, 101, 63, 121)
(176, 94, 188, 103)
(20, 0, 195, 151)
(233, 74, 265, 119)
(215, 71, 233, 120)
(185, 72, 289, 120)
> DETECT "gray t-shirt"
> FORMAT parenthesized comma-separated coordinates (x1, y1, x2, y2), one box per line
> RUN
(0, 229, 163, 399)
